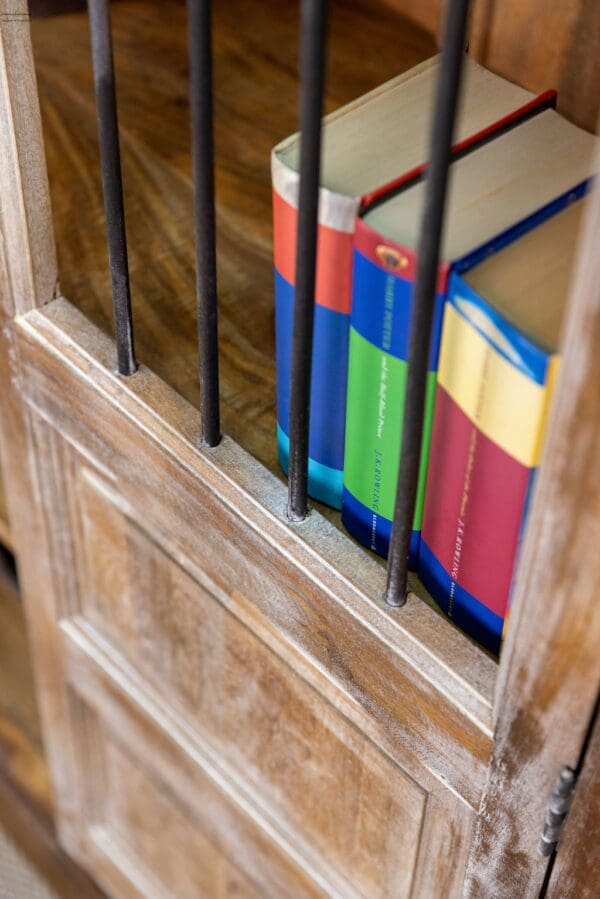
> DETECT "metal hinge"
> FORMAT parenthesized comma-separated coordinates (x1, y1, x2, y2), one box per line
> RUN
(538, 766, 578, 856)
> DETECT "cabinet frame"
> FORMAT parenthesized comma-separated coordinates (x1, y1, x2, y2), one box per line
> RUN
(1, 3, 599, 896)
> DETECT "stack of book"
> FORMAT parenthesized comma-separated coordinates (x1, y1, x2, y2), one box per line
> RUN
(272, 56, 598, 653)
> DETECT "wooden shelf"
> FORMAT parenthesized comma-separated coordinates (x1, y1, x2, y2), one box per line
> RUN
(31, 0, 435, 528)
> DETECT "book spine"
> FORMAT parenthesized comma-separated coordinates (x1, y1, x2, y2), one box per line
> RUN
(418, 272, 557, 653)
(272, 153, 358, 509)
(341, 218, 448, 564)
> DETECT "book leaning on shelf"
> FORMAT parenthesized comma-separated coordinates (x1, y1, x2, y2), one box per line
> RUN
(418, 192, 594, 653)
(272, 55, 555, 509)
(342, 107, 600, 586)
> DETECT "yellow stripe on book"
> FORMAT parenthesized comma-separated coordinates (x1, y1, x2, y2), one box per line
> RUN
(438, 303, 548, 467)
(531, 353, 561, 465)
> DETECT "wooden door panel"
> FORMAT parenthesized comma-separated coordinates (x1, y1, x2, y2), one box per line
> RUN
(64, 616, 455, 899)
(15, 299, 490, 897)
(18, 299, 495, 800)
(73, 465, 427, 899)
(102, 737, 263, 899)
(56, 432, 475, 899)
(64, 686, 317, 899)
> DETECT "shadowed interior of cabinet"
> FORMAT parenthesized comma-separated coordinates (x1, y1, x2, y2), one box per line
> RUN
(29, 0, 500, 660)
(30, 0, 434, 516)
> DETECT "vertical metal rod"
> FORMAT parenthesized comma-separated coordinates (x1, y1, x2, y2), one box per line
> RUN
(384, 0, 470, 607)
(88, 0, 136, 376)
(188, 0, 220, 447)
(287, 0, 328, 521)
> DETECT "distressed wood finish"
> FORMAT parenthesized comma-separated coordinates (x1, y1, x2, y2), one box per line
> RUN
(0, 0, 107, 873)
(3, 0, 600, 896)
(546, 704, 600, 898)
(0, 9, 104, 896)
(5, 4, 495, 892)
(465, 147, 600, 898)
(16, 297, 489, 896)
(0, 0, 57, 315)
(74, 472, 428, 897)
(0, 0, 59, 552)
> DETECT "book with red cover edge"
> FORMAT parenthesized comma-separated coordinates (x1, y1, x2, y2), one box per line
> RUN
(360, 89, 557, 212)
(342, 89, 566, 571)
(273, 87, 556, 512)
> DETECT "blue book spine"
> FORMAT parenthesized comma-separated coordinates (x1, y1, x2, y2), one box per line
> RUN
(272, 154, 358, 508)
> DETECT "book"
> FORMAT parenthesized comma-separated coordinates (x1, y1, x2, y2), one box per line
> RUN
(272, 56, 550, 509)
(418, 192, 592, 653)
(342, 109, 599, 567)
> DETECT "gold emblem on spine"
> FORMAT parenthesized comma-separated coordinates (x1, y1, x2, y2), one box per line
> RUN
(375, 244, 409, 272)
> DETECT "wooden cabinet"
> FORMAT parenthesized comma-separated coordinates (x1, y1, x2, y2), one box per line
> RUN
(0, 1, 598, 896)
(15, 298, 489, 896)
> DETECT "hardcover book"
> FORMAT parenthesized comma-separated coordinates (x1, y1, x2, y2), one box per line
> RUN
(342, 109, 599, 566)
(418, 193, 592, 653)
(272, 56, 548, 508)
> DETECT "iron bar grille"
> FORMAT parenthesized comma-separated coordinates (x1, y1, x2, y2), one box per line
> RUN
(188, 0, 221, 447)
(287, 0, 329, 521)
(86, 0, 471, 609)
(87, 0, 136, 376)
(384, 0, 471, 607)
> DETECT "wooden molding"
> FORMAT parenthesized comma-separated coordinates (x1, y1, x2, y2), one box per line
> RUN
(0, 0, 57, 314)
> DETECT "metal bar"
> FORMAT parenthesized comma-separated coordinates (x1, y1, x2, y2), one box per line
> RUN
(88, 0, 136, 376)
(287, 0, 328, 521)
(188, 0, 220, 447)
(384, 0, 470, 607)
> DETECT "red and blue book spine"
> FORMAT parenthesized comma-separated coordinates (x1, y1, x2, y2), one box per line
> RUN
(272, 156, 357, 508)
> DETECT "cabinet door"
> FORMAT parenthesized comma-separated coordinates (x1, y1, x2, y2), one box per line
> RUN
(13, 297, 495, 898)
(466, 152, 600, 899)
(2, 7, 492, 895)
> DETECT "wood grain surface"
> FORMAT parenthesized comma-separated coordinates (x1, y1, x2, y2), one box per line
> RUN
(0, 0, 61, 553)
(19, 297, 497, 740)
(8, 7, 498, 894)
(13, 292, 494, 896)
(387, 0, 600, 132)
(469, 0, 600, 132)
(75, 468, 428, 898)
(3, 1, 599, 894)
(30, 0, 435, 495)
